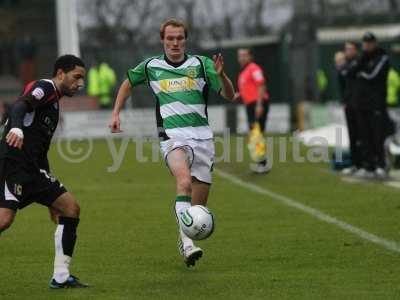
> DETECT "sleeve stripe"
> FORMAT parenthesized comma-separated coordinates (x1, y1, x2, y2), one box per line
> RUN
(194, 55, 208, 86)
(45, 93, 57, 103)
(22, 81, 36, 96)
(359, 55, 389, 80)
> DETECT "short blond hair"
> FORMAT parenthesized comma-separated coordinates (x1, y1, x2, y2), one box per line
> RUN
(160, 19, 188, 40)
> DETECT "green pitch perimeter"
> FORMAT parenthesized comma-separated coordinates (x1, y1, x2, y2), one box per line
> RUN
(1, 137, 400, 300)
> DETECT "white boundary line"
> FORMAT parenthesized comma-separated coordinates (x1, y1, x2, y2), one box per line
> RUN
(215, 168, 400, 254)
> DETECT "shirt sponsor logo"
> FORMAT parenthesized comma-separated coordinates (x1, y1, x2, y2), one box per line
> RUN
(159, 77, 195, 93)
(187, 67, 198, 78)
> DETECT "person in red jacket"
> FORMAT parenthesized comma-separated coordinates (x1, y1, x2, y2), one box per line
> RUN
(235, 48, 270, 173)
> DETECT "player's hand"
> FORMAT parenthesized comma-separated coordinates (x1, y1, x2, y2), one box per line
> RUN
(255, 104, 264, 119)
(6, 128, 24, 149)
(233, 92, 241, 102)
(109, 114, 122, 133)
(213, 53, 225, 76)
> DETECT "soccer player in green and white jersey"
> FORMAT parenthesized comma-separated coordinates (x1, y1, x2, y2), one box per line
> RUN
(109, 19, 235, 267)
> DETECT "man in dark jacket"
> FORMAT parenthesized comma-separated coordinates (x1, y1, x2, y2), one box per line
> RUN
(338, 42, 364, 175)
(355, 32, 391, 179)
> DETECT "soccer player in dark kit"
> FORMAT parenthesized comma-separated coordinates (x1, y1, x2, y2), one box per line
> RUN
(0, 55, 89, 288)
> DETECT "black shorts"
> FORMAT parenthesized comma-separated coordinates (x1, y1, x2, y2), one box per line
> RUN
(245, 101, 270, 132)
(0, 158, 67, 211)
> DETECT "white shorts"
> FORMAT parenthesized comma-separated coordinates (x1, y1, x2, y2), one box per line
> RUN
(160, 138, 215, 184)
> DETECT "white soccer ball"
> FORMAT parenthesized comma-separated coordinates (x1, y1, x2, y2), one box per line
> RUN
(179, 205, 215, 240)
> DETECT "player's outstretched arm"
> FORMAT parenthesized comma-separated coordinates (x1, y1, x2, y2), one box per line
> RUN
(213, 53, 235, 101)
(6, 100, 30, 149)
(109, 79, 132, 133)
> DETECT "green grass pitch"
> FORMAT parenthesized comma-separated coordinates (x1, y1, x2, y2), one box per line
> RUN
(1, 136, 400, 299)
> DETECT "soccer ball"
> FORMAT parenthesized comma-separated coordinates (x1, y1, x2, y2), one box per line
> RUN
(179, 205, 215, 240)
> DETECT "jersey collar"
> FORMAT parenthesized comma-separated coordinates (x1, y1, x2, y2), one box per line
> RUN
(43, 79, 63, 99)
(164, 53, 188, 68)
(51, 80, 63, 99)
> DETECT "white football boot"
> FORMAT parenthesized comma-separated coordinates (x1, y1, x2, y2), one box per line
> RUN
(375, 168, 389, 180)
(178, 237, 203, 267)
(341, 166, 358, 176)
(353, 168, 375, 179)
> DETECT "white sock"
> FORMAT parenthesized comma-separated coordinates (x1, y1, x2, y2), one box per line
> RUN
(175, 196, 193, 249)
(175, 201, 191, 216)
(53, 224, 71, 283)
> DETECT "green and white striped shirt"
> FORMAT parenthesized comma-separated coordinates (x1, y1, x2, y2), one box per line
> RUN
(127, 54, 222, 140)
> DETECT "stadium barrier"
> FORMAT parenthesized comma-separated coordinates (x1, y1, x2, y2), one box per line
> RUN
(56, 104, 292, 140)
(55, 102, 364, 143)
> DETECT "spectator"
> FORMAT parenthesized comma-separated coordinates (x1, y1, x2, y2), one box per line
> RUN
(387, 67, 400, 107)
(87, 61, 117, 109)
(317, 69, 328, 101)
(356, 32, 391, 179)
(334, 51, 346, 98)
(338, 43, 363, 175)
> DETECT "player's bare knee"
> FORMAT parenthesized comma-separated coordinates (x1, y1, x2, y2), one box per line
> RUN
(68, 201, 80, 218)
(53, 193, 81, 218)
(0, 215, 14, 232)
(59, 201, 80, 218)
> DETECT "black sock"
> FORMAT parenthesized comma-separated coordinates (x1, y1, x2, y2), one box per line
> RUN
(58, 216, 79, 257)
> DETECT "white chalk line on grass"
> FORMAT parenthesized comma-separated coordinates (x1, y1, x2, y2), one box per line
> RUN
(215, 168, 400, 254)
